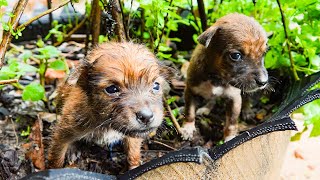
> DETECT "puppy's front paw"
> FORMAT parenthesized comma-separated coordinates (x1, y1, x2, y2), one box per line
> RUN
(196, 107, 211, 116)
(241, 108, 255, 121)
(180, 122, 196, 140)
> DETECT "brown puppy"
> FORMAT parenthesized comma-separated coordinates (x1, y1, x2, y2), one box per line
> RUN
(48, 42, 171, 169)
(181, 13, 269, 141)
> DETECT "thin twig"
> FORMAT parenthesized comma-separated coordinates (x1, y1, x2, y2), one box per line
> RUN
(151, 140, 177, 151)
(47, 0, 55, 44)
(188, 0, 200, 31)
(9, 117, 19, 147)
(18, 0, 71, 30)
(276, 0, 299, 81)
(0, 79, 18, 85)
(9, 43, 41, 64)
(54, 16, 88, 46)
(110, 0, 127, 42)
(0, 0, 29, 67)
(119, 0, 129, 40)
(163, 96, 182, 135)
(126, 0, 134, 38)
(154, 0, 174, 54)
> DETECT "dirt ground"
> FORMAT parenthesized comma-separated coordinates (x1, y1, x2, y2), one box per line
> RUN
(280, 115, 320, 180)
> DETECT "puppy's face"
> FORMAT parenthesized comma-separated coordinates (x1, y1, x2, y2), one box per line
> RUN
(77, 42, 171, 138)
(198, 13, 269, 93)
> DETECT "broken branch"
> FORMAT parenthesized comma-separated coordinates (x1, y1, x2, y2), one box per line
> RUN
(0, 0, 29, 67)
(18, 0, 71, 30)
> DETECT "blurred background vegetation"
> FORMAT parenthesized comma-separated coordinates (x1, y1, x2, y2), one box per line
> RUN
(0, 0, 319, 139)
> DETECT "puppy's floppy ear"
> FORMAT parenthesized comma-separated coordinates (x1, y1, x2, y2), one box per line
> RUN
(66, 59, 91, 88)
(197, 25, 220, 48)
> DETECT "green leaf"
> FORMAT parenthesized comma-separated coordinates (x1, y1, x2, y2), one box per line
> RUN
(171, 108, 179, 118)
(37, 46, 60, 59)
(291, 126, 308, 141)
(310, 119, 320, 137)
(165, 117, 173, 126)
(18, 63, 38, 73)
(0, 0, 8, 7)
(36, 39, 45, 48)
(49, 60, 66, 70)
(2, 23, 9, 31)
(166, 96, 177, 105)
(21, 126, 31, 137)
(18, 50, 32, 62)
(22, 83, 45, 101)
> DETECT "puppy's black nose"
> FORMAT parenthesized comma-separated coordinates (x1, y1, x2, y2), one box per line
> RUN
(255, 79, 268, 86)
(136, 108, 154, 124)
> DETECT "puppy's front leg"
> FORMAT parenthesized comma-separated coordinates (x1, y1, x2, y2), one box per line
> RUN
(48, 127, 84, 168)
(181, 88, 197, 140)
(224, 86, 242, 141)
(241, 94, 255, 121)
(124, 136, 143, 170)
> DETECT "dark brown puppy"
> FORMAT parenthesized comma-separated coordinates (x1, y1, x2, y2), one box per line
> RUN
(48, 42, 171, 169)
(181, 13, 269, 141)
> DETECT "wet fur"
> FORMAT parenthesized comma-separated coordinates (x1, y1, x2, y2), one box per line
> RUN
(48, 42, 172, 169)
(181, 13, 269, 141)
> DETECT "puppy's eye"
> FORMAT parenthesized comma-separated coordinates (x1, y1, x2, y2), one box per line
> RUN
(229, 52, 242, 61)
(105, 85, 120, 94)
(153, 82, 160, 92)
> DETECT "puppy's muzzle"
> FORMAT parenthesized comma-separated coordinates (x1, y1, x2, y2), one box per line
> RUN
(255, 78, 268, 87)
(255, 68, 269, 87)
(136, 107, 154, 125)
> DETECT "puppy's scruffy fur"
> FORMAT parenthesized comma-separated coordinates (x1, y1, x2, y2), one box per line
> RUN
(181, 13, 269, 141)
(48, 42, 171, 169)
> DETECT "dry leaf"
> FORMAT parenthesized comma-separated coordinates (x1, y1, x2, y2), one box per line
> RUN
(23, 119, 45, 170)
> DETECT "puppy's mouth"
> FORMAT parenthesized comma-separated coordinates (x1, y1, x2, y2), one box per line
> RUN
(243, 84, 267, 93)
(125, 127, 156, 137)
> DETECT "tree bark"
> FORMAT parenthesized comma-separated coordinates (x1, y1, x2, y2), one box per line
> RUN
(90, 0, 101, 46)
(110, 0, 127, 42)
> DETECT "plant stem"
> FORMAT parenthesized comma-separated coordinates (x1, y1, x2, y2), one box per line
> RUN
(276, 0, 299, 81)
(197, 0, 207, 31)
(0, 0, 29, 67)
(163, 97, 182, 135)
(126, 0, 134, 38)
(0, 79, 18, 85)
(9, 43, 41, 64)
(188, 0, 200, 32)
(18, 0, 71, 30)
(110, 0, 127, 42)
(54, 16, 87, 46)
(47, 0, 55, 44)
(154, 0, 173, 54)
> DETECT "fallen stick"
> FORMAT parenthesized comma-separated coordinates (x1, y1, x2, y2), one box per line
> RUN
(0, 79, 18, 85)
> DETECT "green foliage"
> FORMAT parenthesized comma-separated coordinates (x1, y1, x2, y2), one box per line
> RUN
(0, 58, 37, 80)
(20, 125, 31, 137)
(0, 42, 67, 102)
(206, 0, 320, 76)
(22, 82, 45, 101)
(0, 0, 8, 7)
(124, 0, 190, 62)
(45, 20, 74, 44)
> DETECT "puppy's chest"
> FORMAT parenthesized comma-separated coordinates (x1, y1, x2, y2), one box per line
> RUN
(191, 81, 240, 99)
(84, 129, 124, 146)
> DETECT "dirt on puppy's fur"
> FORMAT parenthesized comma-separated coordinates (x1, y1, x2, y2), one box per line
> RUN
(48, 42, 173, 170)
